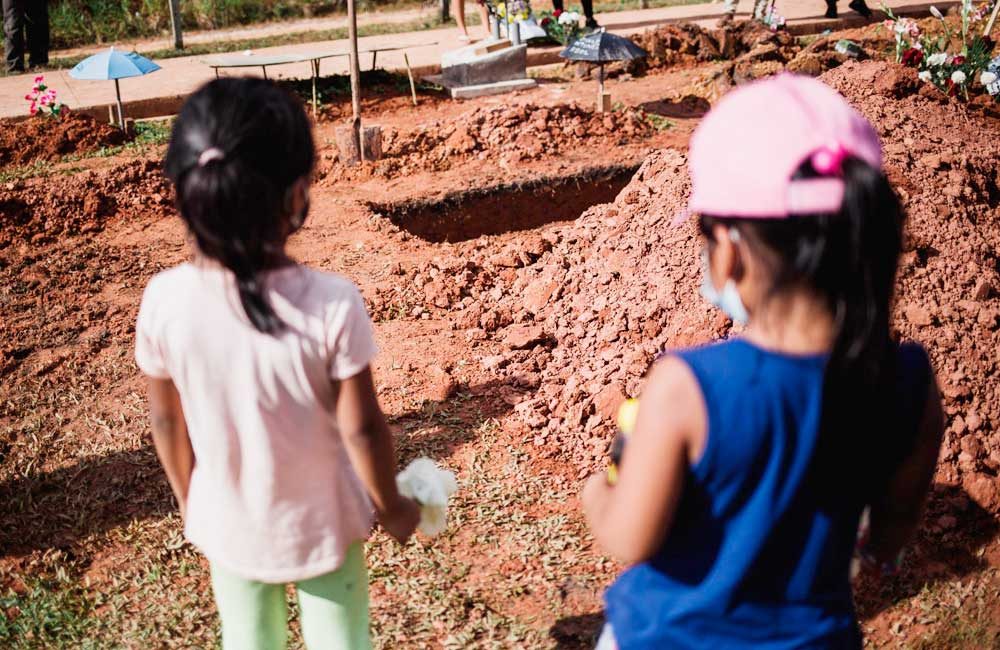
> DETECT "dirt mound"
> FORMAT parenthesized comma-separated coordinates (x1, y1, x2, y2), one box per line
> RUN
(634, 20, 798, 69)
(0, 158, 173, 248)
(372, 60, 1000, 503)
(320, 103, 655, 180)
(0, 113, 127, 170)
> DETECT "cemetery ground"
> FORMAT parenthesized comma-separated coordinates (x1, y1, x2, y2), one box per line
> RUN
(3, 18, 1000, 649)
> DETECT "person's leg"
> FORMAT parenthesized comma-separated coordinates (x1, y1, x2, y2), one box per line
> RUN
(581, 0, 598, 28)
(3, 0, 25, 73)
(455, 0, 470, 39)
(847, 0, 872, 17)
(477, 1, 490, 36)
(296, 542, 371, 650)
(824, 0, 838, 18)
(25, 0, 47, 66)
(210, 563, 289, 650)
(552, 0, 564, 11)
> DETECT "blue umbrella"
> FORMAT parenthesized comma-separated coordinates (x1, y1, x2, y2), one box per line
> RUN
(69, 47, 161, 128)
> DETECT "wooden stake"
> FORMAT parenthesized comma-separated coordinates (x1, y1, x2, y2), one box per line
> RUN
(403, 53, 418, 106)
(113, 78, 125, 129)
(985, 0, 1000, 37)
(347, 0, 363, 162)
(310, 58, 320, 116)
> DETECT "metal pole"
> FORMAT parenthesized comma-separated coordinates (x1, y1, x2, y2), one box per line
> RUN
(114, 78, 125, 129)
(168, 0, 184, 50)
(348, 0, 363, 160)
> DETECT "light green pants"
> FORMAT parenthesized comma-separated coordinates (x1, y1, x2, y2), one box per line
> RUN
(210, 542, 371, 650)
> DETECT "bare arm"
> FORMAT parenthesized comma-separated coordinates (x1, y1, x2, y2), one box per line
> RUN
(147, 377, 195, 519)
(865, 377, 944, 563)
(582, 357, 706, 565)
(336, 366, 419, 543)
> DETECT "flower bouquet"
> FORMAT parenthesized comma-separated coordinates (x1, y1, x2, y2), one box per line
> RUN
(24, 75, 65, 118)
(537, 7, 587, 45)
(884, 3, 998, 100)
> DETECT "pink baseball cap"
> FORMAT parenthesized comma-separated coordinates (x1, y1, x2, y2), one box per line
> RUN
(688, 74, 882, 218)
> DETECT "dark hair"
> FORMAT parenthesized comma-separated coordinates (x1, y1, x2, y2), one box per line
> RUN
(164, 78, 315, 334)
(699, 156, 903, 500)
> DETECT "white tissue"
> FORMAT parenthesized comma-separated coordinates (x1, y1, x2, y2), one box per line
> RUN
(396, 458, 458, 537)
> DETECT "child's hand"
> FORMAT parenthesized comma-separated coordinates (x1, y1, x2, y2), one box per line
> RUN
(378, 496, 421, 544)
(582, 472, 612, 521)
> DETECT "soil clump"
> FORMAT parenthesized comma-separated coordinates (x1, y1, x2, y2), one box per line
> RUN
(0, 158, 172, 248)
(0, 113, 127, 170)
(320, 102, 655, 180)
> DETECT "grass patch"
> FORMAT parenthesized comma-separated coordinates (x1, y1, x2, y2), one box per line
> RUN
(38, 0, 429, 50)
(643, 112, 674, 131)
(0, 576, 98, 648)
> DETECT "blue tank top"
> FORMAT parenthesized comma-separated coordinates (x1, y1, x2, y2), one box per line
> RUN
(604, 339, 931, 650)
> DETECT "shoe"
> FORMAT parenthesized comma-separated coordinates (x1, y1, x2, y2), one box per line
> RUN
(585, 18, 600, 29)
(824, 0, 838, 17)
(848, 0, 872, 17)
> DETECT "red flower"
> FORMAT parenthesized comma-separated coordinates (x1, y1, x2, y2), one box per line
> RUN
(541, 16, 551, 26)
(946, 79, 958, 96)
(953, 55, 965, 65)
(553, 8, 563, 16)
(901, 47, 923, 66)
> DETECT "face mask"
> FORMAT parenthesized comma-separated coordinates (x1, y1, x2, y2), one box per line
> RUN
(699, 236, 749, 325)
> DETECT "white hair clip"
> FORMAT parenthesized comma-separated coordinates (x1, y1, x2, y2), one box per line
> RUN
(198, 147, 225, 167)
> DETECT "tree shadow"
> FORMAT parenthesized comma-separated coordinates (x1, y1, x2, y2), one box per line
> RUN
(856, 483, 1000, 620)
(0, 379, 521, 558)
(639, 95, 712, 119)
(550, 611, 605, 649)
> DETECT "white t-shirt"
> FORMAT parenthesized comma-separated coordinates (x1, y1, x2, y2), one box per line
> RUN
(135, 262, 377, 582)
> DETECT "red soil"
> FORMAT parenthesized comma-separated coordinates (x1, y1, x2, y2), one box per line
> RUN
(0, 112, 127, 170)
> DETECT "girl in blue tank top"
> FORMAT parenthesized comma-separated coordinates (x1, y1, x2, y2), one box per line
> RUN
(581, 75, 945, 650)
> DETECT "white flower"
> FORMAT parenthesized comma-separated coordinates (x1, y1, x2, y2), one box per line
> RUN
(930, 5, 944, 18)
(396, 458, 458, 537)
(927, 52, 948, 66)
(918, 70, 932, 82)
(980, 71, 998, 85)
(951, 70, 967, 84)
(558, 10, 581, 24)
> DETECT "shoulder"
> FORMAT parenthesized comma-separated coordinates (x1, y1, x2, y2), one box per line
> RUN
(292, 268, 372, 338)
(138, 264, 197, 318)
(668, 338, 755, 382)
(142, 263, 195, 296)
(896, 341, 932, 375)
(297, 267, 366, 304)
(644, 354, 708, 463)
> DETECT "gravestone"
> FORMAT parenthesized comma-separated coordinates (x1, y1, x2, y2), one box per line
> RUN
(428, 39, 538, 99)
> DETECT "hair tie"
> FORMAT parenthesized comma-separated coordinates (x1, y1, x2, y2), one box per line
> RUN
(198, 147, 225, 167)
(811, 143, 849, 176)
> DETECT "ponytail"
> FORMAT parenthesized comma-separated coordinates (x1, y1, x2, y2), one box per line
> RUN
(164, 78, 315, 334)
(700, 155, 904, 500)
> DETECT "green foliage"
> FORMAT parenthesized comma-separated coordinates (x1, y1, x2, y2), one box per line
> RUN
(10, 0, 362, 50)
(0, 577, 98, 649)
